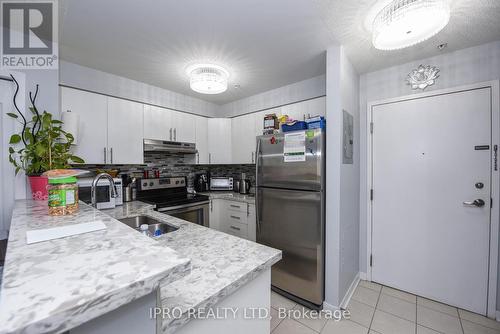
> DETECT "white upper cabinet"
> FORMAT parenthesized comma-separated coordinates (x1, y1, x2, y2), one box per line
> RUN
(195, 116, 209, 164)
(171, 111, 196, 143)
(232, 113, 257, 164)
(61, 87, 108, 164)
(107, 97, 144, 164)
(143, 105, 172, 141)
(208, 118, 232, 164)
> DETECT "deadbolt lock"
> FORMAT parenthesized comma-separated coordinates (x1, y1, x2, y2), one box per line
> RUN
(475, 182, 484, 189)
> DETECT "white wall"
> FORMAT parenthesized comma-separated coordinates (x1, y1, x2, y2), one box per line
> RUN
(325, 45, 342, 307)
(220, 75, 325, 117)
(338, 48, 360, 304)
(19, 69, 59, 116)
(324, 45, 360, 308)
(0, 70, 27, 238)
(60, 61, 218, 117)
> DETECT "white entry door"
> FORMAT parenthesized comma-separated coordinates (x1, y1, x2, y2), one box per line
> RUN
(371, 87, 492, 315)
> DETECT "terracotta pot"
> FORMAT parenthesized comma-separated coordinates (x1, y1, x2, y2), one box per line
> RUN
(28, 176, 48, 200)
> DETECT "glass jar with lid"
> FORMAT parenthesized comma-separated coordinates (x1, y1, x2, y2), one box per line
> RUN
(47, 176, 79, 216)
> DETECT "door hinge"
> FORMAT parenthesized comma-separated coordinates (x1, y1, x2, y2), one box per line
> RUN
(370, 189, 373, 201)
(370, 254, 373, 267)
(370, 122, 374, 134)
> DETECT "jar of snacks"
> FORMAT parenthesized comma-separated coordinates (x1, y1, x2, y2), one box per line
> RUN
(47, 176, 79, 216)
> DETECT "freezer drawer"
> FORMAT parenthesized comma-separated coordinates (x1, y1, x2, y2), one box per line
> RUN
(256, 187, 324, 305)
(256, 129, 324, 191)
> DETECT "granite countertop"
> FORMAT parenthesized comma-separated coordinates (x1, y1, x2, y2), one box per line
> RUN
(199, 191, 256, 204)
(0, 200, 191, 334)
(104, 201, 281, 334)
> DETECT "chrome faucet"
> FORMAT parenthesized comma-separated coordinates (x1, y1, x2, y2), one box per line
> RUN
(91, 173, 118, 208)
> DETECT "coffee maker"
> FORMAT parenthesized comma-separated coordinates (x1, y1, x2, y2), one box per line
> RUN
(194, 173, 209, 192)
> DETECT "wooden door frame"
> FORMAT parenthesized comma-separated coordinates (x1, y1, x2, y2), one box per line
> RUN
(366, 81, 500, 318)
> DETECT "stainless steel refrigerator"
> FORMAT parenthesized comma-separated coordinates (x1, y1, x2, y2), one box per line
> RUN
(256, 128, 325, 309)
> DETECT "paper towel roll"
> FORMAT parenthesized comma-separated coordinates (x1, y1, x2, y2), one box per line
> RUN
(61, 110, 79, 145)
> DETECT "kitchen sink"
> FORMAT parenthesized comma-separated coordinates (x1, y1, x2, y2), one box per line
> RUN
(118, 215, 178, 236)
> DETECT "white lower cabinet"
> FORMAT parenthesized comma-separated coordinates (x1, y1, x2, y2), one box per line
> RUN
(209, 199, 222, 230)
(209, 199, 256, 242)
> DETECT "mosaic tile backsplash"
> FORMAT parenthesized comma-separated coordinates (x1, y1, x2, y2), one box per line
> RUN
(77, 152, 256, 192)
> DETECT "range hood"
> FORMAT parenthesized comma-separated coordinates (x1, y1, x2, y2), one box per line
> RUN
(143, 139, 197, 154)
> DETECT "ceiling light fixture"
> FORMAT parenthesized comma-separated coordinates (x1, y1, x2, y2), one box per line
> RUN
(186, 64, 229, 94)
(372, 0, 450, 50)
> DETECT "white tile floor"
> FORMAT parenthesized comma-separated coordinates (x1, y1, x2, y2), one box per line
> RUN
(270, 281, 500, 334)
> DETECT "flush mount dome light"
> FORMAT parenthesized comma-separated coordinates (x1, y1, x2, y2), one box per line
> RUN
(186, 64, 229, 94)
(372, 0, 450, 50)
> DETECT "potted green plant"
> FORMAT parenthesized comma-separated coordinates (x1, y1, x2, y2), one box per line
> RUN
(7, 75, 84, 200)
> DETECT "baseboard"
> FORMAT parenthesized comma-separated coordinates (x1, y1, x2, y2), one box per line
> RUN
(322, 301, 339, 311)
(359, 272, 367, 281)
(339, 272, 360, 310)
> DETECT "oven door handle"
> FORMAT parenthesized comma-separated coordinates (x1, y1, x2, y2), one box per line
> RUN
(156, 201, 210, 212)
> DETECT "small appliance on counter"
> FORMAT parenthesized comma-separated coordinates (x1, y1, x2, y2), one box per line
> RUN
(194, 173, 209, 192)
(121, 174, 137, 202)
(239, 173, 251, 194)
(77, 177, 123, 209)
(209, 177, 233, 191)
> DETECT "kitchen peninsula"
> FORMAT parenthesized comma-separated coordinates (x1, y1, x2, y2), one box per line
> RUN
(0, 200, 281, 334)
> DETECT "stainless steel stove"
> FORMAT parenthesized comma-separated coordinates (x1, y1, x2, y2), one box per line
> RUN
(136, 177, 210, 227)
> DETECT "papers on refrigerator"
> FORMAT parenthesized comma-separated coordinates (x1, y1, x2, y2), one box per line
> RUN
(283, 132, 306, 162)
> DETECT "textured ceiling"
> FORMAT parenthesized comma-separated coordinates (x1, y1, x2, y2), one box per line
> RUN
(60, 0, 500, 104)
(315, 0, 500, 73)
(59, 0, 333, 104)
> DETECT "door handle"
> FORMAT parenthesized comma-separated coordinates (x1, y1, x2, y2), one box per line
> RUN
(110, 147, 113, 164)
(103, 147, 107, 164)
(169, 128, 172, 141)
(463, 199, 485, 207)
(174, 128, 177, 141)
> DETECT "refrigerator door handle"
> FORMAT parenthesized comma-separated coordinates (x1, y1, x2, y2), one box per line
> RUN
(255, 138, 262, 233)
